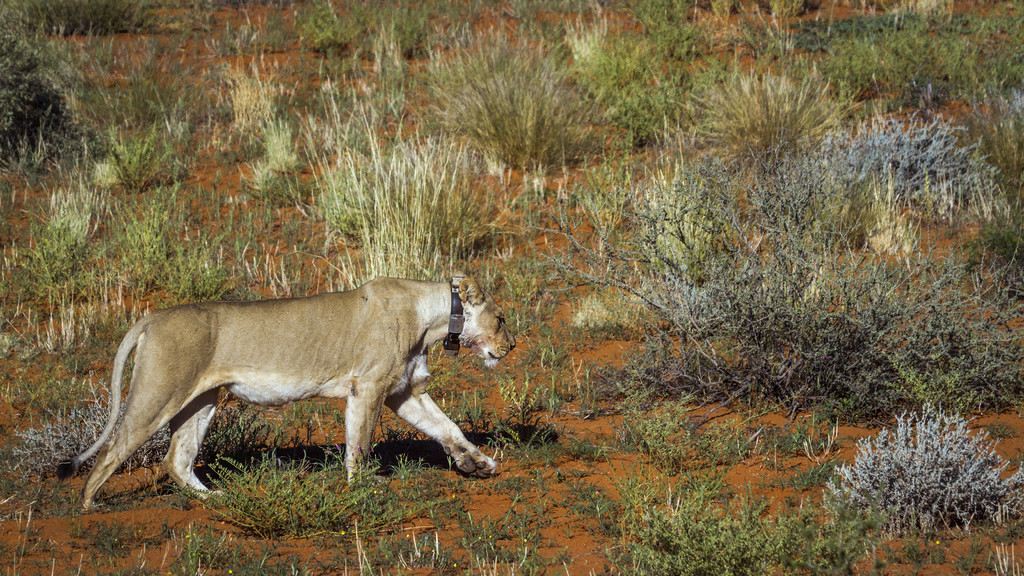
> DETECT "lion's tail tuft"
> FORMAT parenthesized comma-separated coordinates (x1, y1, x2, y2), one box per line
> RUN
(56, 458, 79, 480)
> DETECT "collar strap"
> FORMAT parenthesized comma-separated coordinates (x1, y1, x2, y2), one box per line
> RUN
(443, 277, 465, 357)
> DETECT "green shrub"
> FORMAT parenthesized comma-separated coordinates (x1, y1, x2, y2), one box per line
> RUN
(163, 240, 230, 303)
(699, 73, 847, 161)
(297, 0, 366, 54)
(0, 28, 78, 165)
(427, 37, 593, 171)
(619, 396, 752, 473)
(556, 159, 1024, 417)
(113, 188, 228, 301)
(616, 477, 801, 576)
(630, 0, 699, 63)
(5, 0, 149, 35)
(571, 32, 686, 147)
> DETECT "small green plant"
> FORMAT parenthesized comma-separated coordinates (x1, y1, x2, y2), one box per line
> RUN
(427, 36, 593, 171)
(297, 0, 436, 58)
(107, 125, 170, 192)
(699, 72, 847, 161)
(170, 524, 247, 576)
(202, 455, 414, 538)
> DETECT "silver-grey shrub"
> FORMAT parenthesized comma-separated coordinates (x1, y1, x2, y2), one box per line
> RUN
(820, 117, 997, 214)
(829, 406, 1024, 535)
(13, 383, 169, 478)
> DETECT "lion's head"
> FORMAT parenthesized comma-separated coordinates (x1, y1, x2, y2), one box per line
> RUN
(457, 277, 515, 368)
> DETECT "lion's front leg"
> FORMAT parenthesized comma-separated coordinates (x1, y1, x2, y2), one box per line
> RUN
(385, 389, 497, 478)
(344, 388, 386, 479)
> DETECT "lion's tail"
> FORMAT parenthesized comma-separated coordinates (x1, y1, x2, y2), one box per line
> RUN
(56, 315, 154, 480)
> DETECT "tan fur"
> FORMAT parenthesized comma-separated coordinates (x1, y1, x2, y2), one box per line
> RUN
(59, 277, 514, 508)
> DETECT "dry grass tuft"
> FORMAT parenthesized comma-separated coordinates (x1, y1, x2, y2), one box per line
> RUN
(700, 73, 847, 161)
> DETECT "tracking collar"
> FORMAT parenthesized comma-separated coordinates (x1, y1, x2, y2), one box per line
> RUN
(443, 277, 465, 357)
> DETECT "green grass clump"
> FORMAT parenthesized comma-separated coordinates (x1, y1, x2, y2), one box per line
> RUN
(298, 0, 437, 58)
(113, 188, 229, 302)
(614, 474, 880, 576)
(20, 180, 107, 303)
(202, 456, 415, 539)
(699, 73, 847, 161)
(0, 28, 79, 165)
(428, 38, 593, 171)
(107, 125, 171, 192)
(5, 0, 149, 35)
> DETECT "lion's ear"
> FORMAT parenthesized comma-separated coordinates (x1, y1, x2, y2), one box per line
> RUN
(459, 277, 485, 306)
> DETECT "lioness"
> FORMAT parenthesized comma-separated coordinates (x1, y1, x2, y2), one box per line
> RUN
(57, 276, 514, 508)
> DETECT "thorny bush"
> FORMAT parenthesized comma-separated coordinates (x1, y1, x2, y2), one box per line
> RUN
(555, 158, 1023, 417)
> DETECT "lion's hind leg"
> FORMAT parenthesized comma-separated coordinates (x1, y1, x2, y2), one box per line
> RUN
(80, 386, 190, 508)
(164, 388, 219, 492)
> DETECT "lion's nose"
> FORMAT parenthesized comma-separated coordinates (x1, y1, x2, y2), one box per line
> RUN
(509, 335, 516, 350)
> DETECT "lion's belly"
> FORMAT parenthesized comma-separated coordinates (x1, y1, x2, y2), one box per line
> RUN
(222, 370, 353, 406)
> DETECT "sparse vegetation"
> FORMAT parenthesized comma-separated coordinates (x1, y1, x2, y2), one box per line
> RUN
(966, 89, 1024, 196)
(3, 1, 1024, 573)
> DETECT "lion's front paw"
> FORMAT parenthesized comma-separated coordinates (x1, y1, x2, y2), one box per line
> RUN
(455, 449, 498, 478)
